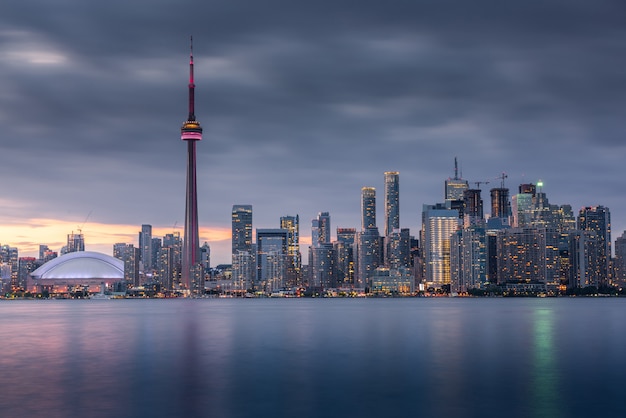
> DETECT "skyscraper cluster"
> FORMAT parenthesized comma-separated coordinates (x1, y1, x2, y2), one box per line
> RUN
(222, 160, 621, 296)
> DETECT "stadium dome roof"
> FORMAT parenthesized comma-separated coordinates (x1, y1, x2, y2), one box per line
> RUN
(31, 251, 124, 280)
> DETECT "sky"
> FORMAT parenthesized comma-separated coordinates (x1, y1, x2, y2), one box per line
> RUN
(1, 0, 625, 265)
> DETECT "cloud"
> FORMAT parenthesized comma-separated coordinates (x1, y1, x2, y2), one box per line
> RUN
(1, 0, 626, 264)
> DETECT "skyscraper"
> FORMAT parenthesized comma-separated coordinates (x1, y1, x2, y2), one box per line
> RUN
(280, 215, 301, 286)
(490, 188, 511, 223)
(180, 38, 203, 292)
(256, 229, 289, 292)
(335, 228, 356, 286)
(312, 212, 331, 247)
(422, 204, 459, 288)
(65, 231, 85, 254)
(463, 188, 484, 227)
(445, 158, 468, 202)
(232, 205, 253, 256)
(578, 206, 611, 286)
(384, 172, 400, 237)
(139, 224, 152, 271)
(232, 205, 254, 290)
(361, 187, 376, 230)
(356, 187, 381, 287)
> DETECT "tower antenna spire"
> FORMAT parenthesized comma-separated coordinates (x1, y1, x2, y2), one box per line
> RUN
(454, 157, 459, 180)
(188, 35, 196, 121)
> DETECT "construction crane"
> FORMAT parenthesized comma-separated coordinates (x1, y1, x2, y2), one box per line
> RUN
(495, 172, 508, 188)
(472, 181, 489, 189)
(77, 210, 93, 235)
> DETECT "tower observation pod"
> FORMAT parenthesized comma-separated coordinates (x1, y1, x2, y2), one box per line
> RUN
(181, 36, 203, 293)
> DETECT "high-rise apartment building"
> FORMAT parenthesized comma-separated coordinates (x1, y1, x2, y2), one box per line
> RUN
(450, 225, 487, 292)
(232, 205, 253, 256)
(256, 229, 289, 292)
(17, 257, 38, 290)
(578, 206, 611, 286)
(113, 243, 140, 286)
(613, 231, 626, 284)
(309, 243, 336, 289)
(280, 215, 301, 286)
(162, 232, 182, 288)
(496, 227, 559, 285)
(422, 204, 459, 288)
(139, 224, 152, 272)
(232, 205, 254, 291)
(568, 230, 601, 288)
(335, 228, 356, 286)
(312, 212, 331, 246)
(200, 242, 210, 272)
(384, 172, 400, 237)
(356, 187, 381, 287)
(361, 187, 376, 230)
(385, 228, 411, 269)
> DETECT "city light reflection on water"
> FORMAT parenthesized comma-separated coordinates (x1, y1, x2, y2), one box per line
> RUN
(1, 298, 625, 418)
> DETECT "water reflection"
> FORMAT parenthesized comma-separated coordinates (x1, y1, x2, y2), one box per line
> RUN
(1, 299, 626, 418)
(532, 308, 560, 418)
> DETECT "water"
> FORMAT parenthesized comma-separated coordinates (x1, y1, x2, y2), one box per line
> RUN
(1, 298, 625, 418)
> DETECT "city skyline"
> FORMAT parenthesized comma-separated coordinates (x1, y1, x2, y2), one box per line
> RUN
(1, 1, 625, 265)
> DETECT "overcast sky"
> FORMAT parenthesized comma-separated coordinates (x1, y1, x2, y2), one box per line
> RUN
(1, 0, 625, 264)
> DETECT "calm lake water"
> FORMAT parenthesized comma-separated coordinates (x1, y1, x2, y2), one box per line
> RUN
(1, 298, 625, 418)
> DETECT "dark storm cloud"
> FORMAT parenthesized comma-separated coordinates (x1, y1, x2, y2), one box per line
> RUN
(1, 0, 625, 261)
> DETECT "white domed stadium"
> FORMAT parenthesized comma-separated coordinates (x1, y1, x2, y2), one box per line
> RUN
(29, 251, 124, 295)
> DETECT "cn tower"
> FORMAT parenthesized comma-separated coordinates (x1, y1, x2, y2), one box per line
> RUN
(181, 37, 202, 291)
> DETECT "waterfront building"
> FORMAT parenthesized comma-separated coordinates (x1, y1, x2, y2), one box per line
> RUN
(18, 257, 39, 290)
(385, 228, 411, 269)
(256, 229, 289, 292)
(232, 250, 255, 292)
(370, 266, 414, 295)
(422, 204, 459, 289)
(450, 225, 487, 293)
(29, 251, 124, 295)
(309, 243, 336, 289)
(384, 171, 400, 237)
(613, 231, 626, 285)
(496, 227, 560, 285)
(578, 206, 611, 286)
(568, 230, 601, 288)
(355, 229, 381, 288)
(334, 228, 355, 286)
(180, 38, 204, 293)
(280, 215, 301, 287)
(0, 245, 18, 290)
